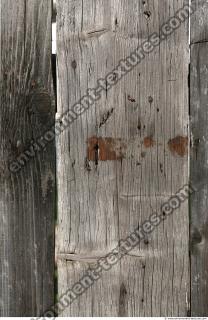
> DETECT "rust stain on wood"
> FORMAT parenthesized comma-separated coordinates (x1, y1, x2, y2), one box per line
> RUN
(87, 136, 127, 161)
(143, 136, 155, 148)
(168, 136, 188, 157)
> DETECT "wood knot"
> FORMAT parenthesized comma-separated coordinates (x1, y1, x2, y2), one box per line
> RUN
(144, 10, 151, 19)
(191, 227, 202, 248)
(148, 96, 153, 104)
(30, 89, 51, 114)
(71, 60, 77, 69)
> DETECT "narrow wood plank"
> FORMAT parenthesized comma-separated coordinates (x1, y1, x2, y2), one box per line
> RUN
(190, 43, 208, 317)
(56, 0, 189, 316)
(0, 0, 55, 316)
(190, 0, 208, 313)
(190, 0, 208, 316)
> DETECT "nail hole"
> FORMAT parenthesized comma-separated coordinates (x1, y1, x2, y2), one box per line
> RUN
(144, 239, 149, 245)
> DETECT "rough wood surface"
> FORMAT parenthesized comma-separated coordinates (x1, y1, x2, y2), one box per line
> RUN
(0, 0, 55, 316)
(191, 0, 208, 44)
(190, 0, 208, 315)
(56, 0, 189, 316)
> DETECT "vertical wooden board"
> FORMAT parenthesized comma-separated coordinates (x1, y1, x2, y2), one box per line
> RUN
(56, 0, 189, 316)
(57, 198, 189, 316)
(190, 0, 208, 316)
(190, 44, 208, 317)
(0, 0, 55, 316)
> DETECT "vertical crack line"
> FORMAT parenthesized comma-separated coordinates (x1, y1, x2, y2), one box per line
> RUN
(51, 54, 57, 108)
(188, 0, 192, 314)
(52, 0, 57, 108)
(52, 0, 57, 23)
(24, 0, 27, 54)
(94, 142, 99, 166)
(51, 0, 58, 313)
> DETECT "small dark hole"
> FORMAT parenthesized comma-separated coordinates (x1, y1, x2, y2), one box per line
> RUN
(144, 10, 151, 19)
(144, 239, 149, 245)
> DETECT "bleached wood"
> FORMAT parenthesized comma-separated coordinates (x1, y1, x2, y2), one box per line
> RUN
(56, 0, 189, 316)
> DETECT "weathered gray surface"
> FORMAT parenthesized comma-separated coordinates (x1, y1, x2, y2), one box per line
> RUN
(190, 0, 208, 315)
(191, 0, 208, 44)
(56, 0, 190, 316)
(0, 0, 55, 316)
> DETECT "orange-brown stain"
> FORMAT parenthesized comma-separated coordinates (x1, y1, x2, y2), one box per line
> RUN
(168, 136, 188, 157)
(143, 136, 155, 148)
(87, 137, 127, 161)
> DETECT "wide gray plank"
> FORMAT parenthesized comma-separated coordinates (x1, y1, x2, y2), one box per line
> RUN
(56, 0, 189, 316)
(0, 0, 55, 316)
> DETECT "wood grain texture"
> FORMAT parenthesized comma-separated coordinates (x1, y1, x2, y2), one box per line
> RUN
(191, 0, 208, 44)
(0, 0, 55, 316)
(190, 1, 208, 314)
(56, 0, 189, 316)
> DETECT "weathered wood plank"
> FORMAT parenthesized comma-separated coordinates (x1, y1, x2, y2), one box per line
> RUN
(190, 0, 208, 312)
(191, 0, 208, 44)
(56, 0, 189, 316)
(0, 0, 55, 316)
(190, 0, 208, 316)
